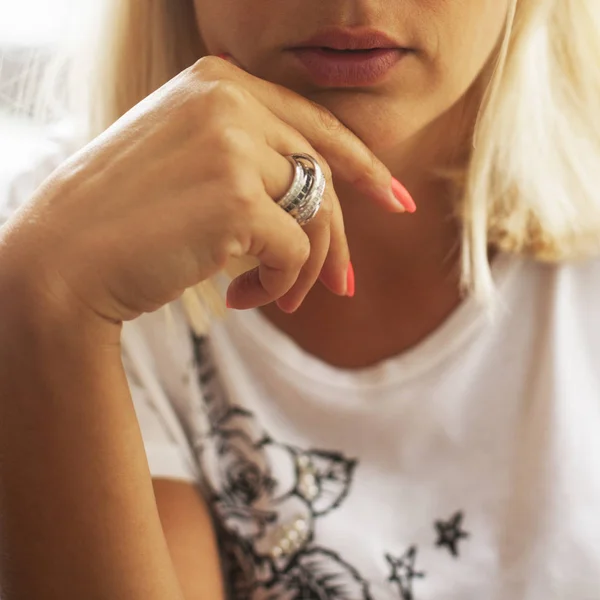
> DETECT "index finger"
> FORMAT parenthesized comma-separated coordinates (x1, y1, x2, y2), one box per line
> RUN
(191, 56, 415, 213)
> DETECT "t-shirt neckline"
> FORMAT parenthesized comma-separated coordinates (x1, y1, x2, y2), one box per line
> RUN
(223, 252, 521, 392)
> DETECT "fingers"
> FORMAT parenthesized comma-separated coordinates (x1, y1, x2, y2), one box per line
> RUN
(191, 56, 416, 214)
(266, 153, 349, 311)
(228, 143, 348, 312)
(225, 193, 311, 309)
(275, 198, 335, 313)
(262, 121, 350, 309)
(191, 54, 414, 312)
(275, 187, 350, 313)
(317, 190, 350, 296)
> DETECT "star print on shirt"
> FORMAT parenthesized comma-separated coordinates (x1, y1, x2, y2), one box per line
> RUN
(434, 510, 470, 558)
(385, 546, 425, 600)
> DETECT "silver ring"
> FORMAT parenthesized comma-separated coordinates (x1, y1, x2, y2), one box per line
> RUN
(276, 153, 326, 226)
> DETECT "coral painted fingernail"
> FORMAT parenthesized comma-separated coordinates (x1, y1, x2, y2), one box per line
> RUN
(391, 178, 417, 213)
(216, 53, 229, 59)
(346, 262, 355, 298)
(226, 298, 232, 309)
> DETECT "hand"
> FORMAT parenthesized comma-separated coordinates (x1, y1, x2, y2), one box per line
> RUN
(2, 54, 413, 326)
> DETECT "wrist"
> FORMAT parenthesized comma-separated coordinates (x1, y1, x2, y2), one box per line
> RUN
(0, 257, 122, 354)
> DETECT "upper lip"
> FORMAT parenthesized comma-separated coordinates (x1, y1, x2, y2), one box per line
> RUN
(292, 27, 405, 51)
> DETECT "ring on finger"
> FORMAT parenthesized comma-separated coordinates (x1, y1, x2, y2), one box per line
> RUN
(276, 153, 326, 227)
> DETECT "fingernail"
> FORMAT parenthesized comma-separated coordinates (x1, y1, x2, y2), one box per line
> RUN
(226, 298, 232, 309)
(346, 262, 355, 298)
(391, 178, 417, 213)
(216, 53, 230, 60)
(276, 299, 298, 314)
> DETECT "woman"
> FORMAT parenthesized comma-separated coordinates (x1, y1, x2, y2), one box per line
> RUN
(1, 0, 599, 598)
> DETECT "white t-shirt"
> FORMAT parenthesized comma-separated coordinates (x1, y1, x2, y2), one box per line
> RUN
(3, 123, 600, 600)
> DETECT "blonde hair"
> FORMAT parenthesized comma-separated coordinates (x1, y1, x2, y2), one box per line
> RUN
(463, 0, 600, 295)
(31, 0, 600, 332)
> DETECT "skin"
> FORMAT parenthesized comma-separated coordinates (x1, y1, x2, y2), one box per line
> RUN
(0, 3, 511, 599)
(194, 0, 510, 368)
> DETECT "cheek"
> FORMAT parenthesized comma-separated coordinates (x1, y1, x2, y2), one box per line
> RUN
(307, 2, 510, 154)
(194, 0, 278, 54)
(424, 0, 510, 101)
(192, 0, 511, 153)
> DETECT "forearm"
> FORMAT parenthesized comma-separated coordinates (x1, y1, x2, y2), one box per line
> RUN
(0, 285, 185, 600)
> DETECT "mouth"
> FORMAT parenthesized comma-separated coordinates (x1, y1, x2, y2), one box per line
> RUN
(312, 47, 389, 53)
(291, 27, 408, 52)
(286, 26, 412, 87)
(289, 46, 411, 88)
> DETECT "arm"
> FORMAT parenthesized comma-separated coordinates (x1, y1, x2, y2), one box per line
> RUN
(0, 282, 187, 600)
(153, 479, 225, 600)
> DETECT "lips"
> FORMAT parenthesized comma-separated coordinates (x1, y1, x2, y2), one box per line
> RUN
(291, 48, 406, 87)
(294, 28, 404, 51)
(313, 48, 385, 54)
(288, 28, 409, 87)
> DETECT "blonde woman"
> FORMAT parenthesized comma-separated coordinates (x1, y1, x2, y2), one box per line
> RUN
(1, 0, 600, 599)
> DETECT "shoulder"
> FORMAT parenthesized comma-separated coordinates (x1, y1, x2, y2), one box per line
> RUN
(557, 256, 600, 333)
(0, 118, 87, 226)
(517, 254, 600, 335)
(515, 252, 600, 297)
(552, 254, 600, 301)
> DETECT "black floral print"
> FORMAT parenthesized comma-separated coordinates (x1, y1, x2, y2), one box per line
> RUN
(191, 332, 370, 599)
(190, 331, 472, 600)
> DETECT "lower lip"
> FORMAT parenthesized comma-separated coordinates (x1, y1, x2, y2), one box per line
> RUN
(290, 48, 407, 87)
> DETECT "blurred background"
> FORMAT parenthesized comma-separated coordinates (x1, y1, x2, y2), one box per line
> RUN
(0, 0, 72, 186)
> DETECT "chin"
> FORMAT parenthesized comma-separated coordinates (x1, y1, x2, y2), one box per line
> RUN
(310, 92, 429, 154)
(255, 61, 448, 155)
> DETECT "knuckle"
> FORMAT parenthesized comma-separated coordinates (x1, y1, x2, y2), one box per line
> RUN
(280, 129, 334, 180)
(202, 79, 248, 111)
(182, 81, 248, 126)
(225, 172, 263, 217)
(361, 149, 382, 182)
(316, 153, 333, 180)
(293, 235, 311, 266)
(318, 195, 334, 221)
(213, 125, 256, 160)
(190, 55, 229, 80)
(228, 176, 260, 212)
(314, 104, 345, 135)
(214, 231, 252, 267)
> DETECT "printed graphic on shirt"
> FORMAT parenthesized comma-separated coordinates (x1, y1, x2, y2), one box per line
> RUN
(434, 511, 469, 558)
(190, 332, 471, 599)
(191, 333, 372, 600)
(385, 547, 425, 600)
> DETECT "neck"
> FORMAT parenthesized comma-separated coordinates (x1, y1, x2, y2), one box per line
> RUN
(341, 87, 477, 293)
(258, 86, 482, 368)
